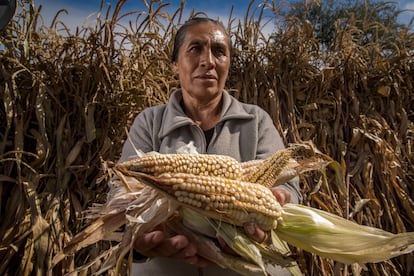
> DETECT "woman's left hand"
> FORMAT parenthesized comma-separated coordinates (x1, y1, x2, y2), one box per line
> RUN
(270, 187, 291, 205)
(244, 187, 291, 243)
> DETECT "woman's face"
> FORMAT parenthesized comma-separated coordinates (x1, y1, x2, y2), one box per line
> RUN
(174, 21, 231, 103)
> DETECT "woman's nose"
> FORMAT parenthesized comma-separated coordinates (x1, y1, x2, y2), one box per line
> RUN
(200, 49, 214, 67)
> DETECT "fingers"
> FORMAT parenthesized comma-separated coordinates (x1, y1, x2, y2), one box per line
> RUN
(133, 230, 208, 267)
(184, 255, 210, 267)
(169, 236, 196, 259)
(241, 188, 291, 245)
(244, 222, 268, 243)
(134, 230, 166, 254)
(271, 187, 291, 205)
(134, 231, 192, 257)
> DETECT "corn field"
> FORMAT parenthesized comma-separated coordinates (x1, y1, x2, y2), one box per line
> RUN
(0, 0, 413, 275)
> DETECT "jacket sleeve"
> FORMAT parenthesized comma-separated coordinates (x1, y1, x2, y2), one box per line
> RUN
(257, 110, 303, 204)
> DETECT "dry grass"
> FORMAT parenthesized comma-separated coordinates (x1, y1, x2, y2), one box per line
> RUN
(1, 0, 413, 275)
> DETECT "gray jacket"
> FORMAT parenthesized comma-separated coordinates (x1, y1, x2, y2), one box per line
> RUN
(120, 89, 301, 275)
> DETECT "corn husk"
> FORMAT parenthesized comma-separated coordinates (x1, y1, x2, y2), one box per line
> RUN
(174, 208, 268, 276)
(276, 203, 414, 264)
(52, 175, 180, 274)
(53, 147, 414, 275)
(180, 207, 301, 275)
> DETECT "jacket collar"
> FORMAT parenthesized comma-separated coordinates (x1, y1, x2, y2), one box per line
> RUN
(159, 89, 254, 139)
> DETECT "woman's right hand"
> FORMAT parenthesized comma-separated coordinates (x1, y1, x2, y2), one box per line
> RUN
(134, 230, 209, 267)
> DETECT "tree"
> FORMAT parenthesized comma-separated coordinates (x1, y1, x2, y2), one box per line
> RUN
(286, 0, 407, 48)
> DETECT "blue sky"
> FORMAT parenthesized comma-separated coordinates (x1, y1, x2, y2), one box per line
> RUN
(36, 0, 260, 18)
(35, 0, 263, 26)
(35, 0, 414, 32)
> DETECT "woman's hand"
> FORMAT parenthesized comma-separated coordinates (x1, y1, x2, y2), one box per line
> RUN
(134, 230, 209, 267)
(244, 187, 291, 243)
(270, 187, 291, 205)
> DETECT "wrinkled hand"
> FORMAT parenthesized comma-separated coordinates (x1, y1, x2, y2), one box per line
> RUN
(270, 187, 291, 206)
(244, 187, 291, 243)
(134, 230, 209, 267)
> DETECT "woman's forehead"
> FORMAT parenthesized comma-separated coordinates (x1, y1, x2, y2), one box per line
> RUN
(183, 22, 229, 45)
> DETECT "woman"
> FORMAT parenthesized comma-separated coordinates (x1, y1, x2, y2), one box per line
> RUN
(119, 17, 302, 275)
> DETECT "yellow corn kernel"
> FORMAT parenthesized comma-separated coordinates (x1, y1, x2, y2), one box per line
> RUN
(240, 159, 263, 179)
(118, 154, 243, 180)
(244, 149, 292, 187)
(134, 172, 281, 230)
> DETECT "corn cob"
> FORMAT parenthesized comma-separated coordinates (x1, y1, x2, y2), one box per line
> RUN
(240, 159, 264, 178)
(123, 171, 282, 231)
(244, 149, 292, 187)
(54, 150, 414, 275)
(119, 153, 242, 180)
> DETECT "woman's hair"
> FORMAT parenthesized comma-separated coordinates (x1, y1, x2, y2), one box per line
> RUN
(171, 17, 230, 62)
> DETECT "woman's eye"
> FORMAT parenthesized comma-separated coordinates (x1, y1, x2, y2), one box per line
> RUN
(214, 48, 226, 57)
(189, 45, 200, 53)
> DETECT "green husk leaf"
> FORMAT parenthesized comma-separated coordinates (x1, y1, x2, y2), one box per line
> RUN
(276, 203, 414, 264)
(178, 208, 265, 276)
(181, 208, 302, 275)
(180, 207, 217, 238)
(209, 219, 267, 274)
